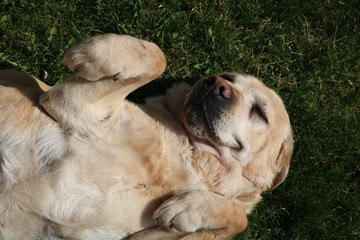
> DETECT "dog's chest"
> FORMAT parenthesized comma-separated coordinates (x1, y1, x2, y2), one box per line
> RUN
(56, 119, 207, 238)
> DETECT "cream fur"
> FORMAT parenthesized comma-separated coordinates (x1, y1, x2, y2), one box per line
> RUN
(0, 34, 293, 240)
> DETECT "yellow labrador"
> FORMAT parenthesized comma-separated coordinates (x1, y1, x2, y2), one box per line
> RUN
(0, 34, 293, 240)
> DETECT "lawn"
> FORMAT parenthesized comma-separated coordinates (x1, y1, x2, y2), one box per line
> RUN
(1, 0, 359, 239)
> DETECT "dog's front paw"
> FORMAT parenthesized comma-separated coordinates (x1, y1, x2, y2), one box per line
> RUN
(63, 34, 166, 81)
(154, 191, 228, 233)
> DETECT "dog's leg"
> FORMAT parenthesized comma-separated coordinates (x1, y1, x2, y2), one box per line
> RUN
(39, 34, 166, 129)
(178, 230, 238, 240)
(124, 228, 235, 240)
(153, 190, 248, 239)
(124, 227, 185, 240)
(121, 190, 248, 240)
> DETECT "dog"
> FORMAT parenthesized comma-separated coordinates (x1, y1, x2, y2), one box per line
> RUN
(0, 34, 293, 240)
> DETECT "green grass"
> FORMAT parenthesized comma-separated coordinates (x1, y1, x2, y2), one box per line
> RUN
(1, 0, 359, 239)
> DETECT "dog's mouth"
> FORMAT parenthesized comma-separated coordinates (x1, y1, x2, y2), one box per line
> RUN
(184, 75, 235, 142)
(183, 115, 239, 171)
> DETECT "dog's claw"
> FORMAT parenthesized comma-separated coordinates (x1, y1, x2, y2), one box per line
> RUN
(113, 72, 121, 81)
(169, 223, 176, 230)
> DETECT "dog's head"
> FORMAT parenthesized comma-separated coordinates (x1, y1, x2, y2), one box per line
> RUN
(183, 73, 293, 191)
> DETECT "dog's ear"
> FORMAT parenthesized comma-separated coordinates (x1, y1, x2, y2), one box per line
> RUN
(269, 136, 293, 190)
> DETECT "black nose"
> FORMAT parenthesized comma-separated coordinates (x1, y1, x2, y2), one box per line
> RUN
(205, 76, 233, 100)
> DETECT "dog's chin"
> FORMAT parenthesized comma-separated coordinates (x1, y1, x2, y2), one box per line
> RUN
(183, 102, 215, 141)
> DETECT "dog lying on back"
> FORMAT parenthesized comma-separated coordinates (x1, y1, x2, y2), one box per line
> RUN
(0, 34, 293, 240)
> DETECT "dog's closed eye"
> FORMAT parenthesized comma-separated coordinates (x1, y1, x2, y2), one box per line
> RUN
(250, 103, 268, 124)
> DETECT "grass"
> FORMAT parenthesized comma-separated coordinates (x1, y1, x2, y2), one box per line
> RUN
(1, 0, 359, 239)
